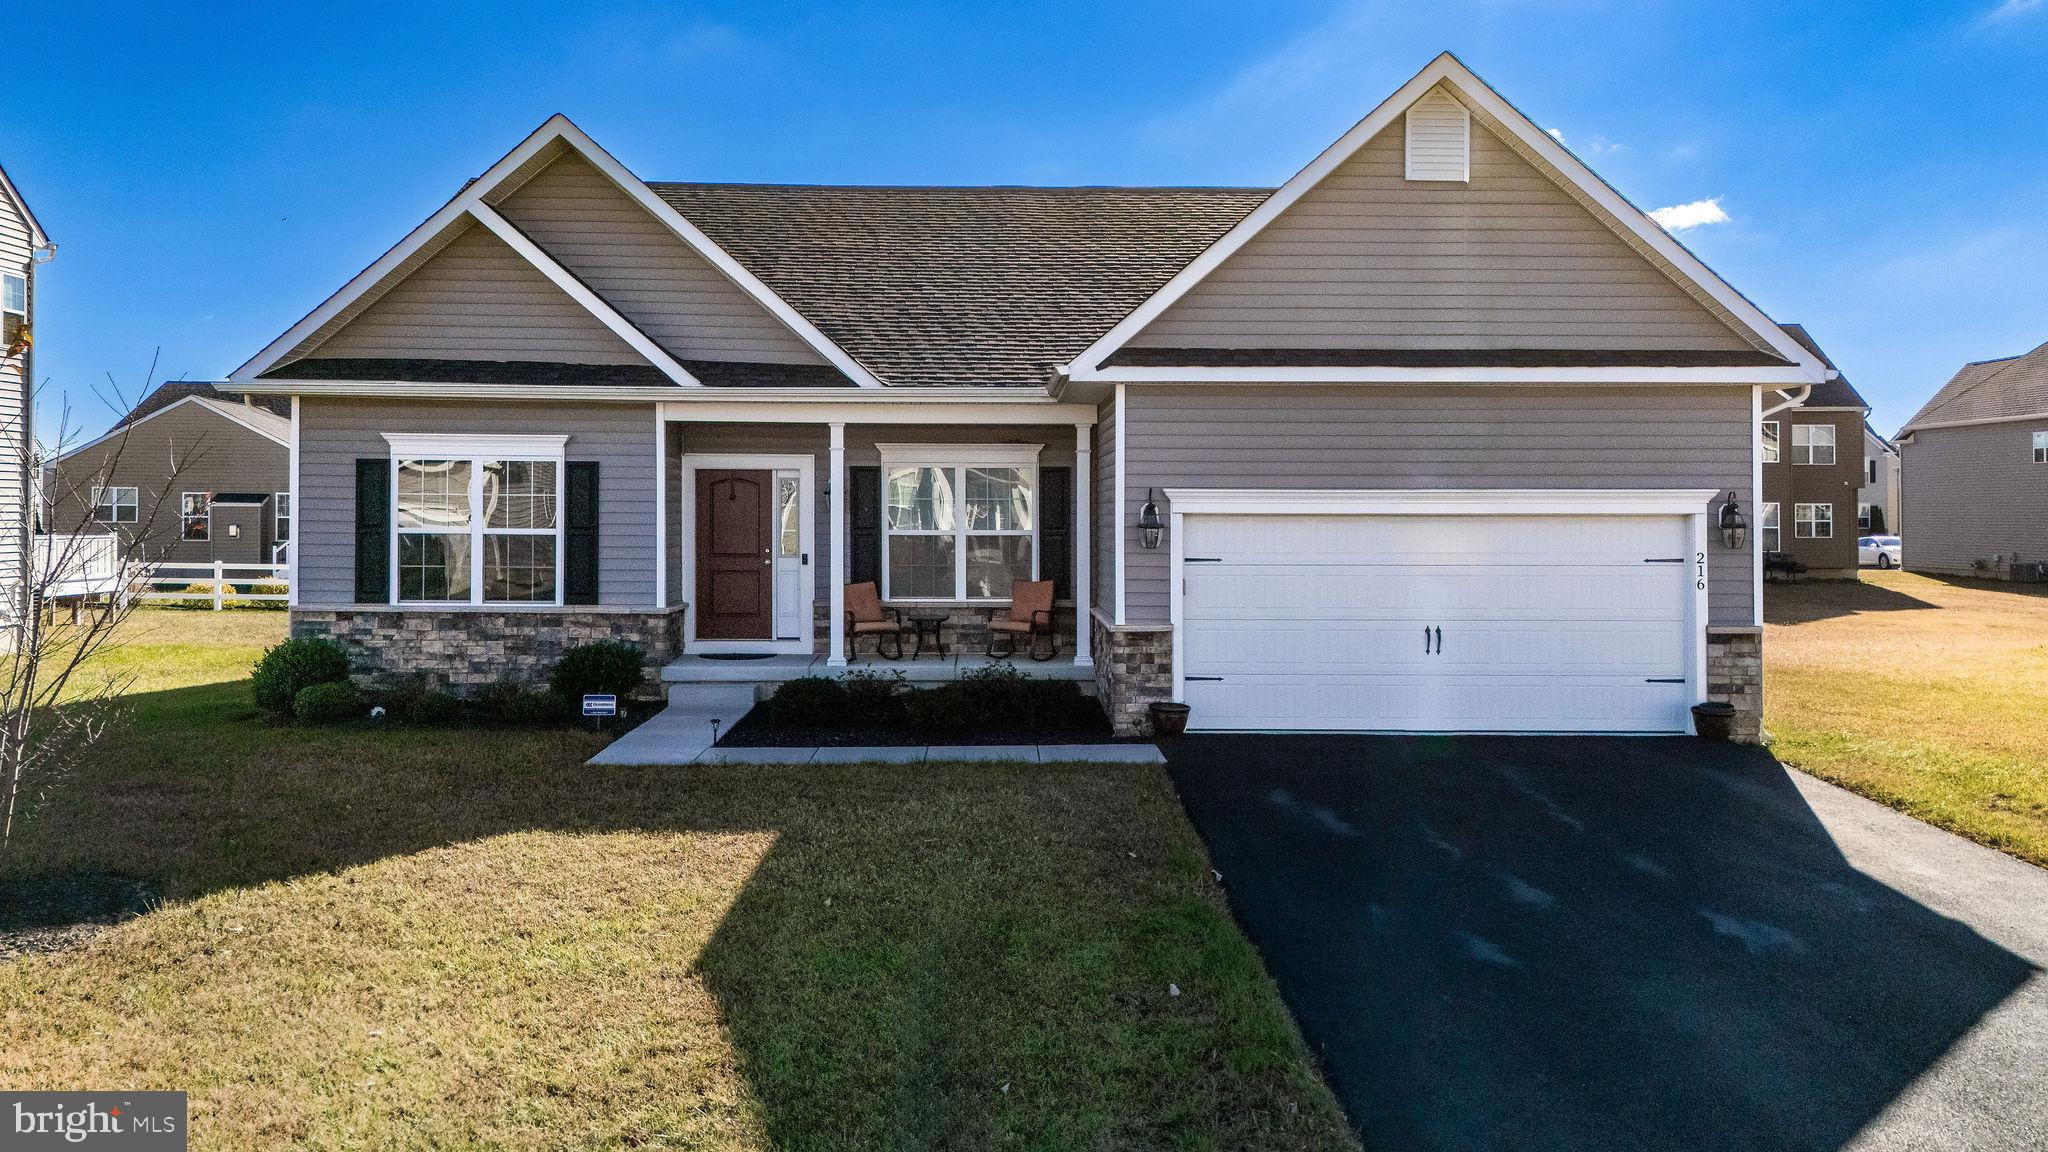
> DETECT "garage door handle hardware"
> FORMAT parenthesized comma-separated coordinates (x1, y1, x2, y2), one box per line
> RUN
(1643, 557, 1685, 563)
(1185, 556, 1223, 563)
(1434, 626, 1443, 654)
(1185, 675, 1225, 682)
(1644, 677, 1686, 683)
(1424, 626, 1432, 654)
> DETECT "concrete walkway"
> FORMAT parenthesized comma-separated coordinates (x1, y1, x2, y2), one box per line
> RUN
(587, 697, 1162, 766)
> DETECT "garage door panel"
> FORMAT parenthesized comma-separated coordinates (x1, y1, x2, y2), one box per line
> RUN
(1178, 509, 1696, 734)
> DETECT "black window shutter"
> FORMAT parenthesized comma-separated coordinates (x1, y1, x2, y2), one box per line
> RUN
(564, 461, 600, 605)
(1039, 466, 1072, 600)
(848, 465, 881, 586)
(355, 458, 390, 603)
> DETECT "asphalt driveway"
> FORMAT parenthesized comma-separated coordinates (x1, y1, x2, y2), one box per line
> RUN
(1168, 736, 2048, 1152)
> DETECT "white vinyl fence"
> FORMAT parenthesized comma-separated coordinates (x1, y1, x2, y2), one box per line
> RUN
(34, 533, 290, 609)
(137, 561, 290, 609)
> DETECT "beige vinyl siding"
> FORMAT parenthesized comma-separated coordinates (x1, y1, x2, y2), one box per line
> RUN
(296, 399, 660, 607)
(0, 190, 29, 597)
(674, 423, 1078, 605)
(495, 154, 827, 366)
(1120, 384, 1757, 627)
(45, 402, 288, 565)
(1130, 113, 1754, 352)
(306, 222, 647, 364)
(1900, 419, 2048, 576)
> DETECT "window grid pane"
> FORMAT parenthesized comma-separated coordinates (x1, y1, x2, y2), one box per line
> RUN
(181, 493, 209, 541)
(965, 535, 1033, 599)
(885, 466, 954, 532)
(484, 534, 558, 602)
(2034, 431, 2047, 463)
(1761, 503, 1780, 553)
(1761, 422, 1779, 464)
(887, 534, 955, 599)
(397, 460, 472, 529)
(966, 467, 1032, 532)
(483, 460, 557, 530)
(1, 274, 23, 315)
(398, 532, 472, 601)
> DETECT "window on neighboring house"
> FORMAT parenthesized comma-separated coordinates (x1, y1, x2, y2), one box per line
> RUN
(1, 272, 24, 351)
(180, 492, 211, 540)
(1761, 503, 1780, 553)
(1792, 424, 1836, 465)
(395, 455, 560, 604)
(880, 447, 1038, 601)
(1868, 459, 1878, 484)
(91, 485, 138, 524)
(275, 492, 291, 542)
(1761, 421, 1780, 464)
(1794, 502, 1833, 539)
(1858, 503, 1872, 531)
(2035, 431, 2047, 464)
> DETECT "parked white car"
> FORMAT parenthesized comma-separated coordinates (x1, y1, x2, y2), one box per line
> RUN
(1859, 535, 1903, 569)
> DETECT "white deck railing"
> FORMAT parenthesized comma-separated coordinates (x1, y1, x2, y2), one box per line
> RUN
(35, 533, 127, 599)
(32, 534, 290, 609)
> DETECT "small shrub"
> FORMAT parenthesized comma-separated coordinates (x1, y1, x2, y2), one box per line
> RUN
(251, 637, 351, 716)
(247, 580, 290, 610)
(1019, 677, 1098, 724)
(505, 689, 572, 725)
(771, 676, 850, 727)
(172, 580, 229, 610)
(841, 668, 908, 722)
(550, 641, 646, 704)
(408, 690, 461, 725)
(473, 681, 526, 724)
(960, 662, 1030, 721)
(293, 680, 365, 724)
(903, 683, 978, 735)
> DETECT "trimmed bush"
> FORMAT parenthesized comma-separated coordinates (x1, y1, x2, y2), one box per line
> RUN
(770, 676, 850, 727)
(251, 637, 351, 716)
(549, 641, 646, 704)
(293, 680, 365, 724)
(408, 690, 461, 725)
(247, 580, 290, 610)
(1019, 677, 1098, 724)
(504, 689, 572, 725)
(960, 662, 1031, 721)
(841, 668, 908, 722)
(903, 683, 977, 735)
(173, 581, 228, 610)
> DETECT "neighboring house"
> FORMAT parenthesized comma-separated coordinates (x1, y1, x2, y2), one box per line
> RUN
(44, 382, 292, 567)
(215, 54, 1831, 741)
(2, 160, 54, 615)
(1759, 324, 1869, 578)
(1897, 339, 2048, 579)
(1858, 425, 1900, 537)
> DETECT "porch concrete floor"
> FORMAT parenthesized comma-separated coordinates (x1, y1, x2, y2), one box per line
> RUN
(662, 652, 1094, 684)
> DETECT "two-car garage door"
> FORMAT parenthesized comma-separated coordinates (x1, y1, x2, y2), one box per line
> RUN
(1178, 510, 1700, 733)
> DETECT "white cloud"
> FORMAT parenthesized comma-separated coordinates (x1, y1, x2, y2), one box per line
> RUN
(1988, 0, 2043, 20)
(1547, 127, 1565, 142)
(1649, 197, 1730, 231)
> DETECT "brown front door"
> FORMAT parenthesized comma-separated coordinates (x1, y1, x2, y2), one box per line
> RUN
(695, 469, 774, 640)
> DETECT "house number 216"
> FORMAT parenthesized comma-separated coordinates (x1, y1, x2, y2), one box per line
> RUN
(1696, 552, 1708, 590)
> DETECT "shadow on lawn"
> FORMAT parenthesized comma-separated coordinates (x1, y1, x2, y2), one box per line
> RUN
(2, 682, 1345, 1149)
(1765, 577, 1940, 624)
(1167, 734, 2039, 1152)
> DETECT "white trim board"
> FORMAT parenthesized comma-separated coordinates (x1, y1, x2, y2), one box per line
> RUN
(382, 432, 567, 459)
(230, 114, 884, 389)
(1085, 366, 1822, 386)
(1159, 488, 1722, 516)
(874, 442, 1043, 466)
(1062, 52, 1828, 384)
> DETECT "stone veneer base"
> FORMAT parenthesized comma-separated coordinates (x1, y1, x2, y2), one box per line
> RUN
(1705, 626, 1765, 744)
(1091, 611, 1174, 738)
(291, 607, 684, 700)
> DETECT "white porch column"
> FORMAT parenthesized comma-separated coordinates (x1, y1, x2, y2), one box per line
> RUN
(1072, 422, 1092, 666)
(653, 404, 667, 610)
(827, 421, 847, 667)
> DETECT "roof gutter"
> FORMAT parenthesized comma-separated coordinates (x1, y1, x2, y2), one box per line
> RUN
(1761, 384, 1811, 418)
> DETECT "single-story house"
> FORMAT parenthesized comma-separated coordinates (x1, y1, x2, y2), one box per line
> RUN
(215, 53, 1834, 741)
(1759, 324, 1868, 578)
(44, 382, 292, 567)
(1898, 339, 2048, 579)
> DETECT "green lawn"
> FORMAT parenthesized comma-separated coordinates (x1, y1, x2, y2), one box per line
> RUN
(1, 610, 1355, 1151)
(1766, 570, 2048, 868)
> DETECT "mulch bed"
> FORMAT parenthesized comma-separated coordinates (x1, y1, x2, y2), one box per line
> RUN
(717, 706, 1139, 748)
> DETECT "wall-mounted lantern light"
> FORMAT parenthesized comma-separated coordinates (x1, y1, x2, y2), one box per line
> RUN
(1138, 488, 1164, 550)
(1718, 491, 1746, 550)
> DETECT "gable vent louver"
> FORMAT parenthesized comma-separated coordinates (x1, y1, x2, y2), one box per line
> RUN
(1404, 89, 1470, 182)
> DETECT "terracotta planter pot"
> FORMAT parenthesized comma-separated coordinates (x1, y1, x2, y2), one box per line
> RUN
(1148, 701, 1191, 738)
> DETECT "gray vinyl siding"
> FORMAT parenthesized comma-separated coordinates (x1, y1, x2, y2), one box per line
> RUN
(297, 399, 660, 607)
(1094, 393, 1116, 616)
(496, 154, 827, 366)
(1131, 114, 1753, 352)
(307, 222, 645, 364)
(0, 188, 30, 596)
(45, 402, 288, 565)
(1899, 420, 2048, 575)
(673, 423, 1078, 605)
(1121, 384, 1757, 626)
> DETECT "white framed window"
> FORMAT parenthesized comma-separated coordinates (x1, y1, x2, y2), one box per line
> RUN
(275, 491, 291, 542)
(878, 443, 1041, 602)
(1858, 503, 1872, 531)
(1761, 421, 1780, 464)
(2, 272, 25, 352)
(2034, 431, 2047, 464)
(1867, 459, 1878, 484)
(1794, 502, 1832, 539)
(1760, 502, 1780, 553)
(91, 485, 138, 524)
(1791, 424, 1835, 466)
(385, 433, 566, 605)
(180, 492, 211, 541)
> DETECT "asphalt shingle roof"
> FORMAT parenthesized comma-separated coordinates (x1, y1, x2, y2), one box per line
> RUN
(647, 183, 1273, 387)
(121, 381, 290, 425)
(1776, 324, 1866, 409)
(1904, 340, 2048, 431)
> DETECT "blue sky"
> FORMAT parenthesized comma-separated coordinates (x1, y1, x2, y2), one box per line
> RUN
(7, 1, 2046, 440)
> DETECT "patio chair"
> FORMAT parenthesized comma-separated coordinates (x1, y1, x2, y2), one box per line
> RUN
(843, 580, 907, 660)
(985, 579, 1057, 661)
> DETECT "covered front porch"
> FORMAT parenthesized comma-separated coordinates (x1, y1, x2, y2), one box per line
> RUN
(651, 395, 1101, 676)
